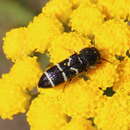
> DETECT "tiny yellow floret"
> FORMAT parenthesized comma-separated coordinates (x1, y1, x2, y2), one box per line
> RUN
(42, 0, 73, 23)
(27, 94, 66, 130)
(0, 77, 31, 119)
(26, 14, 64, 53)
(70, 4, 104, 35)
(95, 91, 130, 130)
(62, 79, 104, 118)
(9, 57, 42, 90)
(3, 27, 30, 61)
(94, 19, 130, 56)
(61, 118, 96, 130)
(49, 32, 90, 63)
(97, 0, 130, 19)
(87, 62, 118, 90)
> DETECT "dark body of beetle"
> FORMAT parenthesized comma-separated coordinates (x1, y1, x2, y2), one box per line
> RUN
(38, 47, 100, 88)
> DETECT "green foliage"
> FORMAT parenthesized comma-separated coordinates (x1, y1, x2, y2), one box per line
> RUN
(0, 1, 34, 26)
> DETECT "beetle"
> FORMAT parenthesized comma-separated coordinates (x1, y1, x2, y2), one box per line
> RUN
(38, 47, 100, 88)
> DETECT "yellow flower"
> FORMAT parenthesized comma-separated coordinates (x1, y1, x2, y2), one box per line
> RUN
(61, 118, 96, 130)
(3, 27, 30, 61)
(1, 0, 130, 130)
(9, 57, 42, 90)
(62, 79, 104, 118)
(70, 0, 93, 8)
(87, 62, 118, 90)
(0, 76, 31, 119)
(42, 0, 73, 23)
(120, 59, 130, 83)
(26, 14, 64, 53)
(70, 4, 104, 35)
(94, 19, 130, 57)
(49, 32, 90, 63)
(27, 93, 66, 130)
(114, 58, 130, 91)
(95, 90, 130, 130)
(97, 0, 130, 19)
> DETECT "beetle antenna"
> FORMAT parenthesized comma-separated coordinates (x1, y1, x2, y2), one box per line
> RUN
(101, 58, 113, 64)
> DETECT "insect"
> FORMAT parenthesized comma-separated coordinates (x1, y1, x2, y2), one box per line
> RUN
(38, 47, 100, 88)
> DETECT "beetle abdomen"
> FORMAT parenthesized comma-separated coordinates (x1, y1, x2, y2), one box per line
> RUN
(38, 65, 65, 88)
(38, 54, 84, 88)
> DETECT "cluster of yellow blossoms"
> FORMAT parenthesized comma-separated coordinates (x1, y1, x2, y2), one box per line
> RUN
(1, 0, 130, 130)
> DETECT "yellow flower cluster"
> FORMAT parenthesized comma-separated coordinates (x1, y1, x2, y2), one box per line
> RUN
(1, 0, 130, 130)
(97, 0, 130, 19)
(0, 76, 31, 119)
(95, 90, 130, 130)
(48, 32, 90, 63)
(70, 4, 104, 35)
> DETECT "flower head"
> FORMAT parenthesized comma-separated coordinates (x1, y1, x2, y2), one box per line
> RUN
(1, 0, 130, 130)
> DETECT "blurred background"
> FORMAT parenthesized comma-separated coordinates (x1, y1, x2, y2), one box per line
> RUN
(0, 0, 47, 129)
